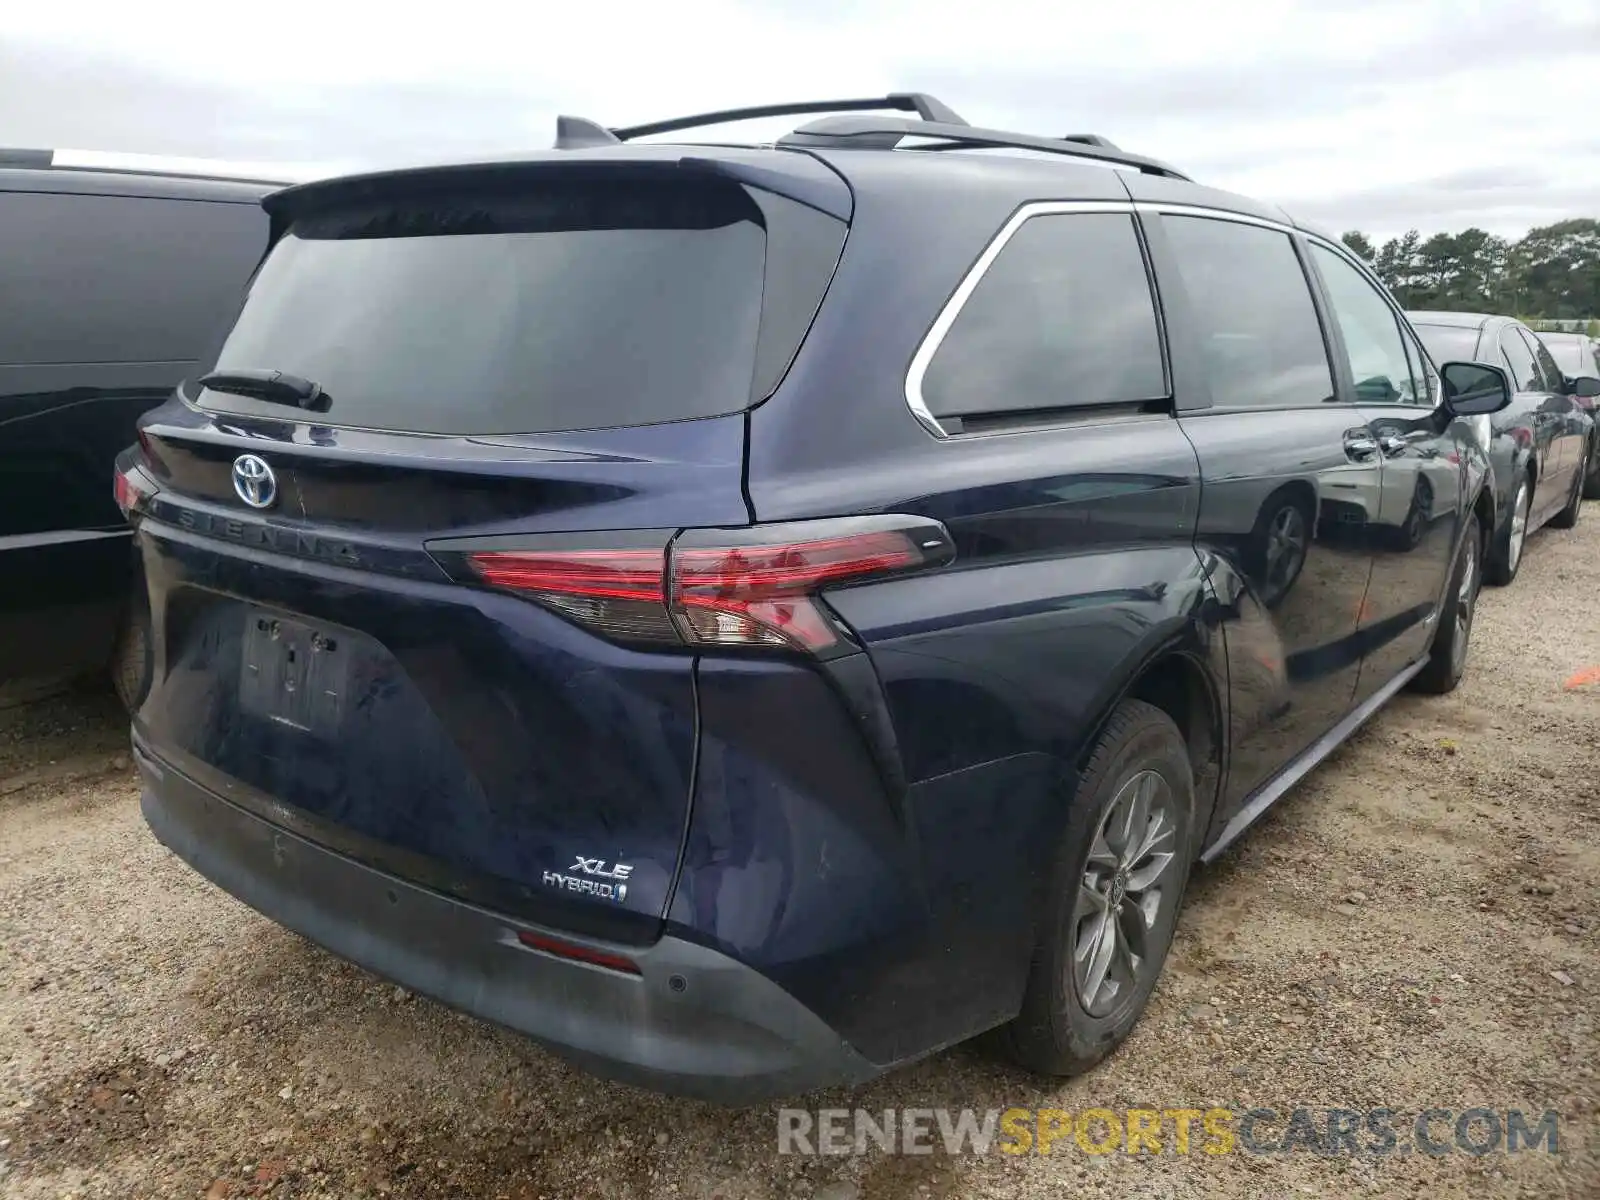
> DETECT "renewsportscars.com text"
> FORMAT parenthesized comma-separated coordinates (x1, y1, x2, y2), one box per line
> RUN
(777, 1106, 1561, 1158)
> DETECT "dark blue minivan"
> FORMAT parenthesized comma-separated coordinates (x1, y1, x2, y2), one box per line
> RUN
(119, 96, 1512, 1102)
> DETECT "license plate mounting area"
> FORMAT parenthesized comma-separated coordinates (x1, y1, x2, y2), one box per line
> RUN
(239, 611, 349, 735)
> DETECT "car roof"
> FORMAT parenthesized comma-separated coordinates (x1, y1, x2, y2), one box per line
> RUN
(0, 148, 321, 204)
(1536, 330, 1591, 343)
(265, 139, 1303, 235)
(255, 92, 1318, 228)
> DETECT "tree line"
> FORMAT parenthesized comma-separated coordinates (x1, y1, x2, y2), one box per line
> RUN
(1340, 218, 1600, 331)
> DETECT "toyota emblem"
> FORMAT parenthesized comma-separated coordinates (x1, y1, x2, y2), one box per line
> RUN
(231, 454, 277, 509)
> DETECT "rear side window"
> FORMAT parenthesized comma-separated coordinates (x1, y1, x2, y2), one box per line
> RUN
(919, 213, 1167, 422)
(1162, 216, 1334, 409)
(1541, 336, 1597, 377)
(1519, 329, 1565, 393)
(1499, 328, 1540, 392)
(1413, 323, 1482, 366)
(204, 176, 844, 436)
(0, 192, 267, 365)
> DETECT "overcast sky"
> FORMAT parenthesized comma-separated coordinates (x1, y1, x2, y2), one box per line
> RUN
(5, 0, 1597, 242)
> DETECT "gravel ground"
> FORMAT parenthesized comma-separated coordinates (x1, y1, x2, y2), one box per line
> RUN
(2, 511, 1597, 1200)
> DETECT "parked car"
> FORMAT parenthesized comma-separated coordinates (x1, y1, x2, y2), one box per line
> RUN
(1537, 330, 1600, 498)
(120, 95, 1511, 1103)
(0, 149, 282, 707)
(1409, 312, 1599, 583)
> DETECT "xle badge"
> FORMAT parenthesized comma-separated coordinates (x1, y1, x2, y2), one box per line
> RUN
(543, 856, 633, 903)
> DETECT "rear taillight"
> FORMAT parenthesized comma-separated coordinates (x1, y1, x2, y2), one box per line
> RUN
(670, 526, 930, 651)
(462, 515, 954, 656)
(113, 462, 158, 520)
(468, 547, 676, 644)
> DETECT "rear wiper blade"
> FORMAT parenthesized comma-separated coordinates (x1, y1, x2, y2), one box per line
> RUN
(197, 369, 330, 412)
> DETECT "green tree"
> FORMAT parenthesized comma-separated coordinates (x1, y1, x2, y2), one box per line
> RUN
(1410, 228, 1512, 311)
(1374, 230, 1424, 305)
(1509, 219, 1600, 319)
(1341, 231, 1376, 262)
(1337, 218, 1598, 321)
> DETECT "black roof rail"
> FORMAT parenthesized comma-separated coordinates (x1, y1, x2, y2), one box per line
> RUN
(553, 93, 967, 149)
(776, 116, 1190, 180)
(0, 148, 55, 167)
(0, 147, 295, 187)
(1062, 134, 1122, 150)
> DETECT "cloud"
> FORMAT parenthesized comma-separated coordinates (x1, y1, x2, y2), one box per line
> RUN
(2, 0, 1597, 241)
(0, 43, 557, 165)
(1289, 174, 1600, 239)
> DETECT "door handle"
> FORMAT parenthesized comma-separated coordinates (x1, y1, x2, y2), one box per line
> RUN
(1378, 434, 1408, 456)
(1344, 432, 1379, 460)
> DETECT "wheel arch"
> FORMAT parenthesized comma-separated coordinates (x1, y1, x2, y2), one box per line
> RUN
(1471, 481, 1495, 558)
(1074, 633, 1226, 863)
(1264, 477, 1318, 518)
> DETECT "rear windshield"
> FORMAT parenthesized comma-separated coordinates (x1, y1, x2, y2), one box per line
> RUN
(201, 176, 830, 436)
(1412, 323, 1482, 366)
(1540, 336, 1591, 376)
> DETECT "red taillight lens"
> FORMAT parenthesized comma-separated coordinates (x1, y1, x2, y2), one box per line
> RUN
(113, 465, 157, 520)
(468, 549, 666, 601)
(672, 530, 924, 652)
(463, 516, 954, 656)
(113, 470, 139, 515)
(468, 548, 676, 643)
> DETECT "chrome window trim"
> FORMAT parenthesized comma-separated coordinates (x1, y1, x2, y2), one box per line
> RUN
(1134, 201, 1297, 233)
(901, 199, 1373, 437)
(903, 199, 1142, 439)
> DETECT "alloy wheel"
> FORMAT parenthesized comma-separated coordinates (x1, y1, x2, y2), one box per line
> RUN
(1262, 504, 1308, 600)
(1451, 535, 1478, 675)
(1508, 482, 1529, 573)
(1070, 769, 1178, 1018)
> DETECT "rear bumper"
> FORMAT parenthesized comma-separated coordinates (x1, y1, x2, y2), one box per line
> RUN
(134, 741, 879, 1104)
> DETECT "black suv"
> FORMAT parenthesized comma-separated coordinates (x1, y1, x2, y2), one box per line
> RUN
(121, 96, 1512, 1102)
(0, 150, 277, 706)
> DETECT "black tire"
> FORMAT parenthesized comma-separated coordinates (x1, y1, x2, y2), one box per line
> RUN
(1396, 475, 1432, 551)
(1484, 473, 1531, 587)
(1248, 491, 1313, 609)
(999, 699, 1194, 1077)
(110, 588, 153, 714)
(1550, 453, 1584, 529)
(1583, 433, 1600, 501)
(1411, 511, 1482, 695)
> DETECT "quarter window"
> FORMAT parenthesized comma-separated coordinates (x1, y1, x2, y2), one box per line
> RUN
(1309, 245, 1424, 405)
(920, 212, 1167, 422)
(1163, 216, 1334, 409)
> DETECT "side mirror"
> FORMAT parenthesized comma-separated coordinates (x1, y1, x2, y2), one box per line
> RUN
(1439, 361, 1511, 417)
(1567, 375, 1600, 399)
